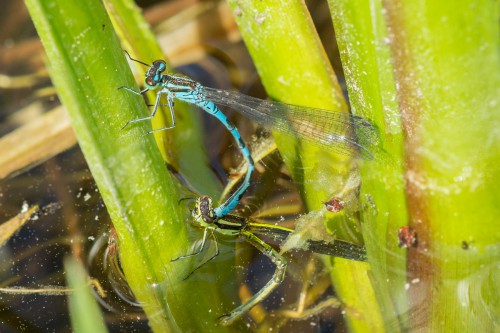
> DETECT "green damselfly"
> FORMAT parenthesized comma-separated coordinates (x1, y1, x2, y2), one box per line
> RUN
(173, 195, 367, 326)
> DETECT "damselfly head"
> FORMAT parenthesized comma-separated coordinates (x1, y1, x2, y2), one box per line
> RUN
(145, 60, 167, 88)
(192, 196, 216, 224)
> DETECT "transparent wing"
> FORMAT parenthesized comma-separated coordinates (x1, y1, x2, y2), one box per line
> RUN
(201, 87, 378, 160)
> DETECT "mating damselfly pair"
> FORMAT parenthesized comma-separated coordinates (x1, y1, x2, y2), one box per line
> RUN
(120, 51, 375, 325)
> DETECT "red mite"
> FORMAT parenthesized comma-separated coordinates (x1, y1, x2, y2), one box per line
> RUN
(398, 226, 418, 248)
(323, 197, 345, 213)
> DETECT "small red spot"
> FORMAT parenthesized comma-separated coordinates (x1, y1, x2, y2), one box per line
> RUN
(398, 226, 417, 248)
(323, 197, 344, 213)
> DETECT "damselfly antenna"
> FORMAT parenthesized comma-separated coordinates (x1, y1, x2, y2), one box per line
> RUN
(178, 197, 197, 205)
(123, 50, 150, 67)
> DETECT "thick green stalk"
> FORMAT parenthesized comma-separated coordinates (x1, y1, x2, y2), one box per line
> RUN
(329, 0, 406, 330)
(104, 0, 220, 197)
(226, 0, 379, 329)
(24, 0, 230, 331)
(330, 0, 500, 331)
(385, 1, 500, 331)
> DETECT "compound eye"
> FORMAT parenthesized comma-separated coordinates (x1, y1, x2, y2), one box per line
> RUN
(145, 77, 156, 86)
(152, 60, 166, 73)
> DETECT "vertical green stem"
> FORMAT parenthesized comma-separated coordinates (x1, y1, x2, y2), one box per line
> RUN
(104, 0, 220, 197)
(329, 0, 406, 330)
(331, 0, 500, 331)
(24, 0, 232, 331)
(226, 0, 379, 330)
